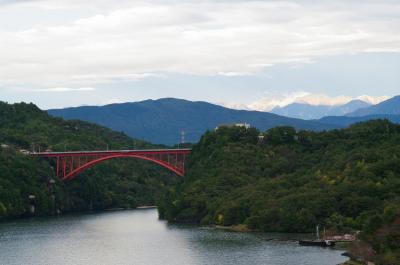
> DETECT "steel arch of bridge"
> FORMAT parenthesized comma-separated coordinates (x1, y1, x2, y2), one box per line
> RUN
(31, 149, 191, 181)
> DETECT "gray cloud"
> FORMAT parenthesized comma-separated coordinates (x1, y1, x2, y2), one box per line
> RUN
(0, 0, 399, 88)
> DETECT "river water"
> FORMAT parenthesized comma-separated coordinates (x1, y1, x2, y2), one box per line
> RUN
(0, 209, 347, 265)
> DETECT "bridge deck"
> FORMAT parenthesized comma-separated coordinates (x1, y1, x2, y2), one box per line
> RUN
(31, 148, 192, 157)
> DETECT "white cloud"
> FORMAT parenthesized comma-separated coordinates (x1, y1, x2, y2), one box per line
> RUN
(218, 101, 250, 111)
(217, 72, 252, 77)
(295, 94, 355, 106)
(247, 91, 310, 111)
(227, 92, 389, 111)
(356, 95, 390, 105)
(30, 87, 96, 92)
(0, 0, 399, 87)
(102, 98, 123, 105)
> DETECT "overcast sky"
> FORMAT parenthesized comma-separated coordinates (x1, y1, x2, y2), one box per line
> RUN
(0, 0, 399, 110)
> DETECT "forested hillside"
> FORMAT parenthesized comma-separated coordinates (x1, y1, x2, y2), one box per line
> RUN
(0, 101, 177, 220)
(159, 120, 400, 263)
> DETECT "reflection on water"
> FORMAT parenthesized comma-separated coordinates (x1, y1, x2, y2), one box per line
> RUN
(0, 209, 347, 265)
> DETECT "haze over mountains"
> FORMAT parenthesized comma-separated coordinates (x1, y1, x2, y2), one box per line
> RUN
(347, 95, 400, 117)
(271, 99, 371, 119)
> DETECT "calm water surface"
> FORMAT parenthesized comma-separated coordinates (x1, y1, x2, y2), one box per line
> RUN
(0, 209, 348, 265)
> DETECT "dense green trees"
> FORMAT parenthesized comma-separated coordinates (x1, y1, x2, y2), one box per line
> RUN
(1, 101, 399, 263)
(0, 101, 177, 220)
(159, 121, 400, 253)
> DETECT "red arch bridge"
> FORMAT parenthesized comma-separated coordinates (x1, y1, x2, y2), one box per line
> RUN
(31, 149, 191, 181)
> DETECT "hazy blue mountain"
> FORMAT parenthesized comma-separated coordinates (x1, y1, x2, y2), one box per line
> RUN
(48, 98, 334, 145)
(317, 114, 400, 128)
(347, 95, 400, 117)
(271, 99, 371, 119)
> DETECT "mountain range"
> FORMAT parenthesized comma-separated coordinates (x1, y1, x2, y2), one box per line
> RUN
(347, 95, 400, 117)
(48, 96, 400, 145)
(271, 99, 371, 119)
(318, 114, 400, 128)
(48, 98, 336, 145)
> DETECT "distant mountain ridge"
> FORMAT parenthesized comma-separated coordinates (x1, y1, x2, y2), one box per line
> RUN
(48, 97, 400, 145)
(271, 99, 371, 119)
(48, 98, 334, 145)
(347, 96, 400, 117)
(317, 114, 400, 128)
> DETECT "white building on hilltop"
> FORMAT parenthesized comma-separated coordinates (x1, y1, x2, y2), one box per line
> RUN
(215, 123, 251, 131)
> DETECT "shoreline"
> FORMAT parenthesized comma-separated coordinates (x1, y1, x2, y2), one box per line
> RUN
(0, 205, 159, 223)
(214, 224, 255, 232)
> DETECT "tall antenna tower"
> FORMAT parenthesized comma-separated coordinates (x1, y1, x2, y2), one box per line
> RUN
(180, 130, 186, 145)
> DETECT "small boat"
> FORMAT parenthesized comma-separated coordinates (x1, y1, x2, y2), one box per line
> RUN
(299, 239, 336, 247)
(299, 225, 336, 247)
